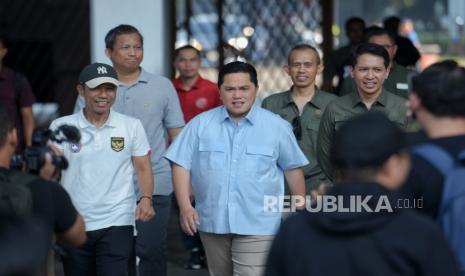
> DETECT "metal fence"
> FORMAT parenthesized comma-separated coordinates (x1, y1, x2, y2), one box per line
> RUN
(175, 0, 323, 99)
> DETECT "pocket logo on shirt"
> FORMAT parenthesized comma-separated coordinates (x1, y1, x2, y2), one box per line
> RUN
(111, 137, 124, 152)
(195, 97, 208, 109)
(69, 143, 81, 153)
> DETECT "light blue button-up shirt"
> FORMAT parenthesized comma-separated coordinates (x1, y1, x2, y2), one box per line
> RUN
(164, 105, 308, 235)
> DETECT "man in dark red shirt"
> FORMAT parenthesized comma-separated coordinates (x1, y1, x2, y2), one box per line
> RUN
(173, 45, 222, 123)
(0, 34, 35, 151)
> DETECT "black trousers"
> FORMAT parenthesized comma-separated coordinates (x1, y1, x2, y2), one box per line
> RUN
(134, 194, 172, 276)
(61, 225, 133, 276)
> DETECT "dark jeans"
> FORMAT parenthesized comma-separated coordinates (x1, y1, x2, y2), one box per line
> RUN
(61, 225, 133, 276)
(135, 194, 172, 276)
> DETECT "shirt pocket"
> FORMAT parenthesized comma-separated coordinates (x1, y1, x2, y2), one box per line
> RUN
(198, 141, 226, 171)
(306, 119, 320, 131)
(334, 114, 349, 131)
(244, 145, 274, 174)
(305, 120, 320, 152)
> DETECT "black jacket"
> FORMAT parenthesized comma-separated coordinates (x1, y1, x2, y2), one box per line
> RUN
(265, 182, 459, 276)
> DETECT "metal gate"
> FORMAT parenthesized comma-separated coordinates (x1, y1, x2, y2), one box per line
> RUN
(175, 0, 323, 98)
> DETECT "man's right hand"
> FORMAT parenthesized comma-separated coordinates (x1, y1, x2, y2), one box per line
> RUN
(179, 205, 200, 236)
(39, 144, 62, 181)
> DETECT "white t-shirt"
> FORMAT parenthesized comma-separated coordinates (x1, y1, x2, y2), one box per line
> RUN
(50, 109, 150, 231)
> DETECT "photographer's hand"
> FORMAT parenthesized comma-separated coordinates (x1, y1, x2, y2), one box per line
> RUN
(39, 152, 56, 180)
(39, 144, 62, 181)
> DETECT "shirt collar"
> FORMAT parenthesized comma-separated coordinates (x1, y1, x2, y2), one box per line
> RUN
(282, 86, 325, 109)
(281, 89, 294, 108)
(173, 76, 204, 92)
(219, 104, 258, 125)
(244, 104, 258, 124)
(348, 89, 388, 108)
(120, 67, 149, 88)
(137, 68, 150, 83)
(77, 109, 117, 129)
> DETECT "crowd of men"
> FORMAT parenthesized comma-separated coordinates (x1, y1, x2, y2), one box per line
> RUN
(1, 14, 465, 276)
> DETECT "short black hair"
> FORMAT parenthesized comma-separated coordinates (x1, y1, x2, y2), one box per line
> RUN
(287, 44, 321, 65)
(364, 26, 396, 45)
(105, 24, 143, 49)
(331, 111, 406, 178)
(350, 43, 390, 69)
(383, 16, 401, 34)
(218, 61, 258, 87)
(345, 17, 365, 32)
(174, 45, 200, 59)
(412, 60, 465, 117)
(0, 106, 13, 147)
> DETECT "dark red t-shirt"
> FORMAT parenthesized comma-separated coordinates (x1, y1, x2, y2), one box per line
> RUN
(173, 76, 222, 122)
(0, 67, 35, 150)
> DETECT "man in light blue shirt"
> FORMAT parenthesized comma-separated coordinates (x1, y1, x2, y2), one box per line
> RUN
(164, 61, 308, 276)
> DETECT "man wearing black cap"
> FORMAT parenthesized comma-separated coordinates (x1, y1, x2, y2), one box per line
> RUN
(50, 63, 155, 276)
(265, 112, 459, 276)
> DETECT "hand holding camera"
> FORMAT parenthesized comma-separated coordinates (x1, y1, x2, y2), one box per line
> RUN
(12, 125, 81, 175)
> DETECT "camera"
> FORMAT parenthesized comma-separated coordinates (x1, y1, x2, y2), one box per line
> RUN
(12, 125, 81, 174)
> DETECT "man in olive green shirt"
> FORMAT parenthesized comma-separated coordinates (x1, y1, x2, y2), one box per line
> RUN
(340, 26, 416, 99)
(262, 44, 337, 192)
(317, 43, 409, 182)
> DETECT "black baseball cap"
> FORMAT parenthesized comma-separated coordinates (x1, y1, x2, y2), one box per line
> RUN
(78, 63, 119, 88)
(331, 111, 406, 169)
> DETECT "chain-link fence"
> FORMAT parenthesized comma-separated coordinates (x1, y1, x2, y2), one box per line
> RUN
(175, 0, 323, 99)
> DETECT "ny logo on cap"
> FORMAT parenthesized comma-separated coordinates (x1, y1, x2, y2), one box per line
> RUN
(97, 66, 108, 74)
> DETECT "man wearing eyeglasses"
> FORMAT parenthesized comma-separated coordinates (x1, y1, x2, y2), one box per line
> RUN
(339, 26, 416, 99)
(262, 44, 337, 192)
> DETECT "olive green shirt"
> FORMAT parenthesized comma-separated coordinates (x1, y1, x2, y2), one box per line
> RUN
(340, 63, 416, 99)
(316, 89, 409, 181)
(262, 88, 337, 191)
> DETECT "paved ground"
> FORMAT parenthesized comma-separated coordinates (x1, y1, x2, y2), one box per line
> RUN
(54, 204, 209, 276)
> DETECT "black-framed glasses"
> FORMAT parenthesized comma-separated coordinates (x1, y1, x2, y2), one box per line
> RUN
(292, 116, 302, 140)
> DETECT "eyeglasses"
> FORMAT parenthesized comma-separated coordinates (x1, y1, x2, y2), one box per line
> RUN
(292, 116, 302, 140)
